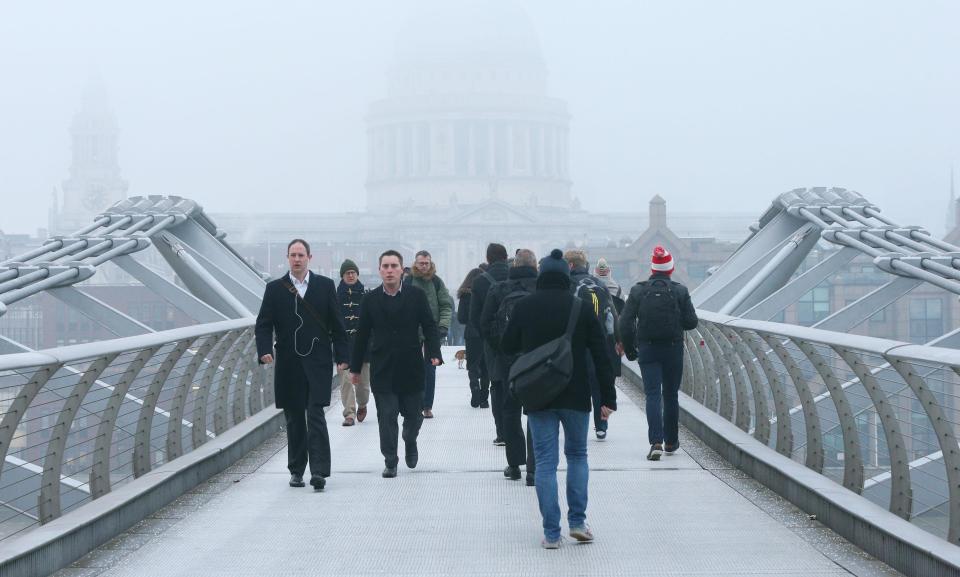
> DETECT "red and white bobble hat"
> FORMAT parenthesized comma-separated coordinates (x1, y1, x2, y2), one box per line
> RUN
(651, 245, 674, 274)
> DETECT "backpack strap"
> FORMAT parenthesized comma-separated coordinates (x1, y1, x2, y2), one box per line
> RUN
(564, 299, 582, 339)
(481, 271, 496, 285)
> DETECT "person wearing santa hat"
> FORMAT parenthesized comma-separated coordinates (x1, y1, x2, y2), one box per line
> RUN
(619, 245, 698, 461)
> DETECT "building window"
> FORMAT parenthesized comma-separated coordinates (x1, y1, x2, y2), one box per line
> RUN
(909, 298, 943, 344)
(797, 285, 831, 325)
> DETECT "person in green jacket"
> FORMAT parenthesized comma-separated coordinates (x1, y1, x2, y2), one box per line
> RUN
(406, 250, 453, 418)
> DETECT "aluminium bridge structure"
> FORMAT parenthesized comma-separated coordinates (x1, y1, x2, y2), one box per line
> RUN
(0, 191, 958, 576)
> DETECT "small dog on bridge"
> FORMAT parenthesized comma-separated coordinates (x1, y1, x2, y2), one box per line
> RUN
(454, 349, 466, 369)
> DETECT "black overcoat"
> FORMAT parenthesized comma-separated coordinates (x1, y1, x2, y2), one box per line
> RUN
(350, 285, 442, 395)
(255, 272, 349, 410)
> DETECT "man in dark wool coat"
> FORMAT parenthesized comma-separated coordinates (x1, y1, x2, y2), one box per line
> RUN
(256, 239, 349, 491)
(351, 249, 443, 478)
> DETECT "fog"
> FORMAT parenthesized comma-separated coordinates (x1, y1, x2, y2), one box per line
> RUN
(0, 0, 958, 236)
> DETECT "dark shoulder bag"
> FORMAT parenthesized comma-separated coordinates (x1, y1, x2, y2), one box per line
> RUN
(508, 299, 581, 412)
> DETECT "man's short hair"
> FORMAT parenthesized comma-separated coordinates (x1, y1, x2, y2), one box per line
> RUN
(564, 249, 587, 269)
(287, 238, 311, 255)
(379, 249, 403, 266)
(415, 250, 431, 259)
(486, 242, 508, 264)
(514, 249, 537, 268)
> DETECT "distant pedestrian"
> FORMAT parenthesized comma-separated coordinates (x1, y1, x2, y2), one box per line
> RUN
(405, 250, 453, 419)
(501, 249, 617, 548)
(255, 239, 349, 491)
(336, 259, 370, 427)
(351, 250, 443, 478)
(457, 266, 490, 408)
(594, 257, 623, 304)
(619, 245, 698, 460)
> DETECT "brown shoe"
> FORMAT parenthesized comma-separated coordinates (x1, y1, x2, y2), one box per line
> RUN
(357, 405, 367, 423)
(422, 408, 434, 419)
(342, 416, 355, 427)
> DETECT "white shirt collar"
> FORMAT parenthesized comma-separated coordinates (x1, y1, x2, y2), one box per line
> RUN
(383, 281, 403, 297)
(289, 271, 309, 297)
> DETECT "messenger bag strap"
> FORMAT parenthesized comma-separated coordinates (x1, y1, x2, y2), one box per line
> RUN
(564, 299, 582, 339)
(281, 279, 329, 334)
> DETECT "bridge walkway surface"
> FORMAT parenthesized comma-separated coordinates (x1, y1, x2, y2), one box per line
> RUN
(52, 347, 903, 577)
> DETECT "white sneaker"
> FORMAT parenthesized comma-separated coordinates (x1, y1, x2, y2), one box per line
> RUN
(569, 525, 594, 542)
(541, 537, 562, 549)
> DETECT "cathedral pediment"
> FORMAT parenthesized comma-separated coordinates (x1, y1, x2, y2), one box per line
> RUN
(450, 200, 538, 224)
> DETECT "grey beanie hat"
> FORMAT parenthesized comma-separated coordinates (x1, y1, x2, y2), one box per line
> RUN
(538, 248, 569, 277)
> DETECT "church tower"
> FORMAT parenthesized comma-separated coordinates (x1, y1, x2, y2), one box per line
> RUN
(52, 79, 128, 234)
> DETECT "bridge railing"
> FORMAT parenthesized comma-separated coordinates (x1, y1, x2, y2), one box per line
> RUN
(0, 317, 270, 540)
(688, 309, 960, 544)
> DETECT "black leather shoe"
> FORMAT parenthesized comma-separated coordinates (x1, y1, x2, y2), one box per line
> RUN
(405, 444, 418, 469)
(504, 465, 521, 480)
(382, 466, 398, 478)
(289, 474, 305, 487)
(480, 399, 490, 408)
(526, 474, 535, 486)
(310, 475, 325, 491)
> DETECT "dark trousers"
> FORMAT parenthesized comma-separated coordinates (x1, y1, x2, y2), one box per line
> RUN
(637, 342, 685, 446)
(284, 404, 331, 477)
(423, 358, 437, 409)
(466, 335, 489, 401)
(586, 354, 607, 432)
(490, 380, 506, 440)
(374, 391, 424, 468)
(502, 390, 527, 467)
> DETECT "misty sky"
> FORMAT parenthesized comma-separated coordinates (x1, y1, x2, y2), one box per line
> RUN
(0, 0, 957, 236)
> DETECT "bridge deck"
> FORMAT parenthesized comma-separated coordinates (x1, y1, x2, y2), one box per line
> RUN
(56, 348, 900, 576)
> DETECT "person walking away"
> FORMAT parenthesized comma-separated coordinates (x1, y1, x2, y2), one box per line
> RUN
(469, 243, 510, 445)
(351, 250, 443, 478)
(501, 249, 617, 548)
(480, 248, 538, 483)
(619, 245, 698, 460)
(405, 250, 453, 419)
(457, 266, 490, 408)
(566, 250, 622, 440)
(336, 259, 370, 426)
(255, 239, 349, 491)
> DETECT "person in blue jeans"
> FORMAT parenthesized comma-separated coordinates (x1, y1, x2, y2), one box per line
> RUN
(619, 245, 698, 460)
(501, 249, 617, 549)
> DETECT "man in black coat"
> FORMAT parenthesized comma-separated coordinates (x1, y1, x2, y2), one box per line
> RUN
(480, 248, 538, 483)
(501, 248, 617, 548)
(619, 245, 698, 461)
(469, 242, 509, 445)
(255, 239, 349, 491)
(351, 250, 443, 478)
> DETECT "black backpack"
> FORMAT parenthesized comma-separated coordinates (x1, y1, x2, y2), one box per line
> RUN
(636, 278, 683, 342)
(574, 276, 615, 337)
(492, 281, 532, 340)
(508, 299, 581, 411)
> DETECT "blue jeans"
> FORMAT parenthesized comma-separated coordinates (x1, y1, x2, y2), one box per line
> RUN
(423, 357, 436, 409)
(637, 342, 684, 446)
(527, 409, 590, 541)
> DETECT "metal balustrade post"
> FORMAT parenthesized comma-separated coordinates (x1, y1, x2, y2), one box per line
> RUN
(165, 336, 219, 461)
(214, 330, 253, 435)
(692, 329, 720, 412)
(232, 338, 258, 427)
(705, 323, 752, 432)
(699, 324, 735, 422)
(248, 360, 265, 415)
(0, 364, 61, 481)
(741, 331, 793, 457)
(721, 326, 771, 444)
(886, 356, 960, 544)
(684, 334, 705, 404)
(38, 354, 117, 523)
(793, 339, 864, 493)
(681, 346, 694, 396)
(761, 334, 824, 472)
(833, 346, 911, 519)
(133, 339, 196, 478)
(191, 330, 245, 449)
(264, 368, 275, 405)
(90, 346, 158, 498)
